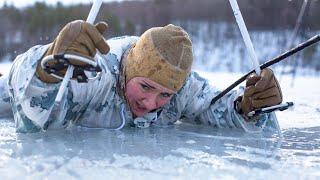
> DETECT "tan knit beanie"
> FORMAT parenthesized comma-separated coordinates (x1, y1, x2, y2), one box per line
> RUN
(124, 24, 193, 91)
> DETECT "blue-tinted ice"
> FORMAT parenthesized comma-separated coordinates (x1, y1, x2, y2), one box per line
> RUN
(0, 118, 319, 179)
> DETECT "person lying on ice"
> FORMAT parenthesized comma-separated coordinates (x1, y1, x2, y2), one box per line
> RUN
(0, 20, 282, 133)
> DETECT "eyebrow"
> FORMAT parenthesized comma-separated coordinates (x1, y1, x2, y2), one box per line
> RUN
(142, 80, 156, 89)
(142, 80, 174, 95)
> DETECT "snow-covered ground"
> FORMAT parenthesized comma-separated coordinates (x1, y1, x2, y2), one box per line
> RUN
(0, 63, 319, 179)
(175, 21, 320, 73)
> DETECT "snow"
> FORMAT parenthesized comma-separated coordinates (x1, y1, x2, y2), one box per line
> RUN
(1, 62, 320, 179)
(174, 21, 320, 73)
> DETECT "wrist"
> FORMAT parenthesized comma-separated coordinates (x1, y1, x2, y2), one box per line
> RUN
(35, 62, 61, 83)
(234, 96, 243, 114)
(234, 96, 253, 122)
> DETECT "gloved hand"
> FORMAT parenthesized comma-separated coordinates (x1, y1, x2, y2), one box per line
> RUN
(36, 20, 110, 83)
(235, 68, 283, 120)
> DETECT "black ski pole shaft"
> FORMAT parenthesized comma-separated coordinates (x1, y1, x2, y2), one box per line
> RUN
(210, 34, 320, 105)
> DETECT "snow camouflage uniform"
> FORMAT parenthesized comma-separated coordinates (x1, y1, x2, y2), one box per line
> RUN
(0, 36, 279, 133)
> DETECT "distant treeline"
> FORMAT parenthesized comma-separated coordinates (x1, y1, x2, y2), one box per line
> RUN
(0, 0, 319, 61)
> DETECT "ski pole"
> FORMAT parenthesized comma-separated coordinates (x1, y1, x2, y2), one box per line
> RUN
(55, 0, 103, 103)
(247, 102, 294, 117)
(210, 34, 320, 105)
(229, 0, 261, 75)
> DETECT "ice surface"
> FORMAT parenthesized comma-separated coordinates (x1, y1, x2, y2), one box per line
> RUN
(1, 64, 320, 179)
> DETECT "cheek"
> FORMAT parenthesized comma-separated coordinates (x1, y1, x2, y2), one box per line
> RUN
(125, 83, 144, 102)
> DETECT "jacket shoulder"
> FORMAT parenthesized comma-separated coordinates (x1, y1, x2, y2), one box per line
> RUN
(107, 36, 139, 57)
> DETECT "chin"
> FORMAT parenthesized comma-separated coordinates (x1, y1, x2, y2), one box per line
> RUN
(133, 111, 147, 117)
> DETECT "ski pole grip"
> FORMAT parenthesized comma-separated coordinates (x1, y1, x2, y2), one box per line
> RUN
(55, 0, 103, 103)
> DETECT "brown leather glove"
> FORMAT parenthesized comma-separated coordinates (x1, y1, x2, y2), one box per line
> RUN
(36, 20, 110, 83)
(236, 68, 283, 120)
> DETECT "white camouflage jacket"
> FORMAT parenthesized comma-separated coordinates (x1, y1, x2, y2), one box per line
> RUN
(0, 36, 279, 133)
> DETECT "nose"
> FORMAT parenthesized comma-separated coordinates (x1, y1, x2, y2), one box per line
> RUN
(141, 94, 158, 111)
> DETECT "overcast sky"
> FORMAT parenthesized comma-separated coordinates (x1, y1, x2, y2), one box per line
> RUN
(1, 0, 123, 8)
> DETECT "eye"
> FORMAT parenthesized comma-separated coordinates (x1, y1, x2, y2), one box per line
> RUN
(140, 83, 150, 91)
(160, 92, 172, 98)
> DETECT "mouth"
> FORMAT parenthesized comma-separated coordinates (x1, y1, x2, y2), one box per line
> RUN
(132, 101, 147, 116)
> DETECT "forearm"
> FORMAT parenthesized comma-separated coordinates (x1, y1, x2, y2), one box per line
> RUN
(8, 45, 66, 132)
(198, 88, 279, 132)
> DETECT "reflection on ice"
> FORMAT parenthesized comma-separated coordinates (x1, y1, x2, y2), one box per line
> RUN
(0, 118, 319, 179)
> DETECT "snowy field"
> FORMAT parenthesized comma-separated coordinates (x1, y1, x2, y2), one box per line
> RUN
(0, 63, 320, 179)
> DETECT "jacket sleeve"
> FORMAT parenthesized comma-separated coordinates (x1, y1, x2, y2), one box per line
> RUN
(178, 71, 279, 133)
(8, 37, 138, 133)
(8, 45, 91, 133)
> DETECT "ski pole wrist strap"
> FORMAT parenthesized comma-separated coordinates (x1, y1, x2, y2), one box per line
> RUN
(38, 53, 102, 83)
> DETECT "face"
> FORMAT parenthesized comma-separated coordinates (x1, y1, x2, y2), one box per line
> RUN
(125, 77, 176, 117)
